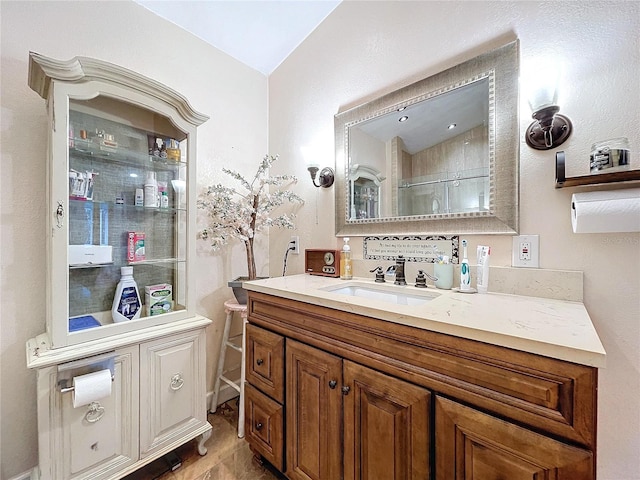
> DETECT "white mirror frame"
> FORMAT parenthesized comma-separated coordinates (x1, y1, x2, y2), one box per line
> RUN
(335, 40, 519, 236)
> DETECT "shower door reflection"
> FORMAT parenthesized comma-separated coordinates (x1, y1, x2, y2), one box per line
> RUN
(398, 166, 489, 216)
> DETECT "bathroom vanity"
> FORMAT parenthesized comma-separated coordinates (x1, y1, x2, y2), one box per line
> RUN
(25, 53, 211, 479)
(242, 275, 605, 480)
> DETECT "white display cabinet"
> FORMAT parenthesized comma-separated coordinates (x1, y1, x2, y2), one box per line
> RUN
(26, 52, 212, 479)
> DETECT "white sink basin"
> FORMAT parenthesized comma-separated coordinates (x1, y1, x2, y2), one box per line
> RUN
(321, 282, 439, 306)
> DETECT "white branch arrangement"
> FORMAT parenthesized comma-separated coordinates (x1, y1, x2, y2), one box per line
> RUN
(198, 154, 304, 280)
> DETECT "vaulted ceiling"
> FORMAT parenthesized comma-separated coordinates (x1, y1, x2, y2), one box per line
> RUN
(135, 1, 341, 75)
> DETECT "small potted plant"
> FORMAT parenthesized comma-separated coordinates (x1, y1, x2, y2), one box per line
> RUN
(198, 154, 304, 303)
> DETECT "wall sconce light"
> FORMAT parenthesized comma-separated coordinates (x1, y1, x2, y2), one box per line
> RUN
(301, 146, 334, 188)
(525, 66, 572, 150)
(307, 165, 335, 188)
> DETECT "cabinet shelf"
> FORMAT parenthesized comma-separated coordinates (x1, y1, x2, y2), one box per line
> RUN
(555, 151, 640, 188)
(127, 257, 184, 266)
(71, 138, 186, 171)
(69, 262, 114, 270)
(69, 258, 184, 270)
(69, 198, 186, 213)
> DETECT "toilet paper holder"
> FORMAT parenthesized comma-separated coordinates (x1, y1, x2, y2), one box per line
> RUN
(57, 351, 115, 394)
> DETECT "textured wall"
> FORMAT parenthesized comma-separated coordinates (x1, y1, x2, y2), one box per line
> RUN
(268, 2, 640, 479)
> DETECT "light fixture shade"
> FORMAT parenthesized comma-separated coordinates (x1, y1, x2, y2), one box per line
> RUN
(525, 65, 571, 150)
(526, 65, 561, 112)
(528, 80, 559, 112)
(301, 146, 320, 169)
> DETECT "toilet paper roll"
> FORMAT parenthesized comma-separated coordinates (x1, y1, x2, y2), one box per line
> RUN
(72, 369, 112, 408)
(571, 188, 640, 233)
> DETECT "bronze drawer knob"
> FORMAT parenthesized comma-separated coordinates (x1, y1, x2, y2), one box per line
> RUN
(256, 358, 264, 366)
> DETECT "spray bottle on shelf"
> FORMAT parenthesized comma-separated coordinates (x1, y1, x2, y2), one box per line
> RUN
(112, 266, 142, 323)
(460, 239, 471, 291)
(340, 237, 353, 280)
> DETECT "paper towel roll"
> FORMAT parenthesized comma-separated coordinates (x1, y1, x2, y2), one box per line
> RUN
(571, 188, 640, 233)
(72, 369, 112, 408)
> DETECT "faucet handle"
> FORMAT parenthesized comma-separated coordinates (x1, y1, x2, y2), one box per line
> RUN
(415, 269, 438, 288)
(369, 266, 386, 283)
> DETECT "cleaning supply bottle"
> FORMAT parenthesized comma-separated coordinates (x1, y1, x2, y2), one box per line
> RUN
(340, 237, 352, 280)
(460, 239, 471, 291)
(112, 266, 142, 323)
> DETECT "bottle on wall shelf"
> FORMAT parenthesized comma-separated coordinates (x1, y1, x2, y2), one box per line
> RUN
(460, 239, 471, 291)
(340, 237, 353, 280)
(112, 266, 142, 323)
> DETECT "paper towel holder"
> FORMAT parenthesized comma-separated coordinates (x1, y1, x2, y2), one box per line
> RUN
(59, 374, 114, 394)
(57, 351, 115, 393)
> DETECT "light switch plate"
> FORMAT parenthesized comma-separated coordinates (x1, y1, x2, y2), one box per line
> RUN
(512, 235, 539, 268)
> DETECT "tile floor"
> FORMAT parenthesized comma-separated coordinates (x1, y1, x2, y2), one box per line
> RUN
(124, 399, 285, 480)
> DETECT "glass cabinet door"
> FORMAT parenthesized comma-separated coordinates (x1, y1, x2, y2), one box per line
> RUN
(59, 94, 191, 345)
(66, 96, 188, 337)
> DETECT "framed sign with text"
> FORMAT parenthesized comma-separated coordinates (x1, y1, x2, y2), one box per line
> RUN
(363, 235, 459, 263)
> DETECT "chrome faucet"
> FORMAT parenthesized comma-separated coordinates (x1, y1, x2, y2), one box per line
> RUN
(393, 255, 406, 286)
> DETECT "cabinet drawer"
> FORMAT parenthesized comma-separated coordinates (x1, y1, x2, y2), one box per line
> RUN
(246, 324, 285, 403)
(245, 383, 284, 471)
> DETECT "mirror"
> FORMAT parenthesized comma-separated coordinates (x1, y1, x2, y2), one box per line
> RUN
(335, 40, 519, 236)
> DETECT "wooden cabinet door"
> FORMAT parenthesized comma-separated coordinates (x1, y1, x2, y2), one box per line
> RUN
(286, 339, 343, 480)
(139, 329, 208, 458)
(343, 360, 431, 480)
(435, 396, 593, 480)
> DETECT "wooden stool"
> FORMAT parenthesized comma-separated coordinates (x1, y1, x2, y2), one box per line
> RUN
(210, 298, 248, 438)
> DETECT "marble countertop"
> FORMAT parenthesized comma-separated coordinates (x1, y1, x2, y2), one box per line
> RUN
(243, 274, 606, 368)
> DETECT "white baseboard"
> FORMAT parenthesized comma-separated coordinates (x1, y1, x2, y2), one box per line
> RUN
(7, 467, 37, 480)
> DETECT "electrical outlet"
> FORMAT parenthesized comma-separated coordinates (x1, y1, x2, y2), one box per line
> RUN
(512, 235, 539, 268)
(290, 235, 300, 254)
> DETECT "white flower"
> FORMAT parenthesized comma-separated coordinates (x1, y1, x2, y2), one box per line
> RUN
(198, 154, 304, 279)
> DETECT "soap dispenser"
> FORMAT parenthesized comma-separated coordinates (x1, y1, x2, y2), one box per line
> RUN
(340, 237, 352, 280)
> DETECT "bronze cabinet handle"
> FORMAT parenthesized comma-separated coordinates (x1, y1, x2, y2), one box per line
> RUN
(342, 386, 351, 395)
(256, 358, 264, 366)
(329, 380, 337, 389)
(256, 422, 263, 431)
